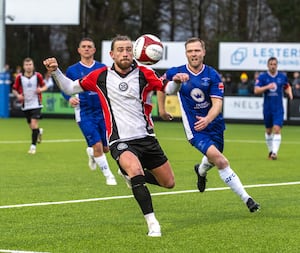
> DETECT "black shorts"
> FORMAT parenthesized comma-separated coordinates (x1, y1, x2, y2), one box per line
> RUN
(110, 136, 168, 170)
(23, 108, 42, 124)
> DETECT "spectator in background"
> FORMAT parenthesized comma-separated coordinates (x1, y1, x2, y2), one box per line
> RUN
(237, 72, 251, 96)
(223, 73, 236, 95)
(44, 71, 55, 91)
(13, 65, 22, 81)
(3, 64, 13, 92)
(290, 71, 300, 97)
(292, 78, 300, 98)
(291, 71, 300, 86)
(249, 71, 260, 96)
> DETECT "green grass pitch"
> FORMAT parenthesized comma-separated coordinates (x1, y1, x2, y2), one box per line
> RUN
(0, 118, 300, 253)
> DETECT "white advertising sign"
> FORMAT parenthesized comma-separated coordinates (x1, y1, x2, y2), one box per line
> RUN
(219, 42, 300, 71)
(101, 41, 186, 69)
(223, 96, 287, 120)
(5, 0, 80, 25)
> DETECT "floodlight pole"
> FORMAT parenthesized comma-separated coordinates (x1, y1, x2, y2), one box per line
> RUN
(0, 0, 5, 71)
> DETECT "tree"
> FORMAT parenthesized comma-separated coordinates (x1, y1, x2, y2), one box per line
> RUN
(5, 0, 299, 73)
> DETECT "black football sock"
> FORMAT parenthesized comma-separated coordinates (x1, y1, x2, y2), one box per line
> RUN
(32, 129, 39, 145)
(131, 175, 153, 215)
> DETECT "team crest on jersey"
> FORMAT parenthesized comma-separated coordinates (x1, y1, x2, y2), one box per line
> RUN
(190, 88, 205, 103)
(117, 143, 128, 151)
(201, 77, 210, 86)
(119, 82, 128, 91)
(270, 82, 277, 92)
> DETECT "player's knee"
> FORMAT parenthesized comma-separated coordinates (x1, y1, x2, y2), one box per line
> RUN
(216, 157, 229, 169)
(162, 177, 175, 189)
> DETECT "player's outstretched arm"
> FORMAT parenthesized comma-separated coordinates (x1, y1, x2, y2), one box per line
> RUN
(157, 91, 173, 121)
(164, 73, 189, 95)
(43, 57, 83, 95)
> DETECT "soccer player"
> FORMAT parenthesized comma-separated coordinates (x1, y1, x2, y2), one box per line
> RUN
(254, 57, 293, 160)
(43, 35, 182, 237)
(12, 57, 47, 154)
(62, 37, 117, 186)
(162, 37, 260, 212)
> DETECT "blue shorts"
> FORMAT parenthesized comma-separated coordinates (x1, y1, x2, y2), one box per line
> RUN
(78, 118, 108, 147)
(263, 109, 284, 128)
(189, 131, 224, 155)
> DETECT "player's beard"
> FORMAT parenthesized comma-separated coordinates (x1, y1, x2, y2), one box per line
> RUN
(116, 59, 132, 71)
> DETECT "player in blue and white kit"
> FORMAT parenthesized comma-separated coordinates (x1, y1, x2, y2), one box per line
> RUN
(63, 37, 117, 185)
(254, 57, 293, 160)
(162, 37, 260, 212)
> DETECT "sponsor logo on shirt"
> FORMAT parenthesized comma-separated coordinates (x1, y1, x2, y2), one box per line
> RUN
(191, 88, 205, 103)
(119, 82, 128, 91)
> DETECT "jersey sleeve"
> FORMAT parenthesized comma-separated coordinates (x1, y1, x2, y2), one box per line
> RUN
(12, 74, 22, 94)
(139, 66, 165, 92)
(37, 72, 46, 87)
(79, 67, 106, 92)
(63, 67, 74, 101)
(209, 67, 224, 98)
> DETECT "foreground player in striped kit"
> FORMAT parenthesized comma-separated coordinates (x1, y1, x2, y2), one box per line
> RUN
(43, 35, 183, 237)
(162, 37, 260, 213)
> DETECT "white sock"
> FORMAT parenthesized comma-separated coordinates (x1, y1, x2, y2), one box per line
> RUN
(144, 212, 159, 225)
(87, 147, 94, 157)
(265, 133, 273, 153)
(94, 154, 114, 178)
(272, 134, 281, 155)
(198, 156, 214, 176)
(218, 166, 250, 203)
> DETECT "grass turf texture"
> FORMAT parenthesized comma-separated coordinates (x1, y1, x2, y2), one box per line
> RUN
(0, 118, 299, 253)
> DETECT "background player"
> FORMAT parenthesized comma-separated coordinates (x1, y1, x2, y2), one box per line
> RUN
(63, 37, 117, 185)
(254, 57, 293, 160)
(162, 37, 260, 212)
(12, 57, 47, 154)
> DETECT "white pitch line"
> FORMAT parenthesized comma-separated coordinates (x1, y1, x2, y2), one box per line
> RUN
(1, 138, 300, 144)
(0, 139, 84, 144)
(0, 250, 50, 253)
(1, 181, 299, 210)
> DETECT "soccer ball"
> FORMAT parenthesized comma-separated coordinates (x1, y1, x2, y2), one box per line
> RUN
(133, 34, 164, 65)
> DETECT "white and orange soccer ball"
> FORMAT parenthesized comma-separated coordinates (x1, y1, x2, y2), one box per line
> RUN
(133, 34, 164, 65)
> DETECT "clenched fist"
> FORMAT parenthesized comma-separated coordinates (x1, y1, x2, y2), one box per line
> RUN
(43, 58, 59, 72)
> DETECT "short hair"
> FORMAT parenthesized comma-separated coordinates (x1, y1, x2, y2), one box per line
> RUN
(23, 57, 33, 64)
(268, 57, 277, 64)
(22, 57, 34, 72)
(111, 35, 132, 51)
(78, 37, 95, 47)
(185, 37, 206, 50)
